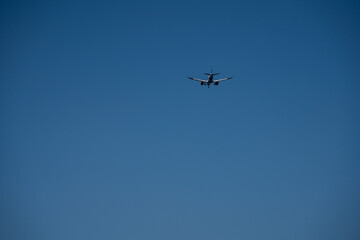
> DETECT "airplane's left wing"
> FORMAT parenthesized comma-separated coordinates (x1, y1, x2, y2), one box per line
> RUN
(188, 77, 207, 82)
(213, 77, 232, 82)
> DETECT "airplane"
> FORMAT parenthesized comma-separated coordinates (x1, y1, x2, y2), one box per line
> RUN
(188, 67, 232, 88)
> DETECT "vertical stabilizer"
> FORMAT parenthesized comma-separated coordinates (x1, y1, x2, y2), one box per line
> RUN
(204, 66, 219, 75)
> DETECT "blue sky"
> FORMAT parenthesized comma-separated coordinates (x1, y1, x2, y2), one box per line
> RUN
(1, 0, 360, 239)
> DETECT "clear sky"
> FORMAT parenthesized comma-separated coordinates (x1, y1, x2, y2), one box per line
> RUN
(1, 0, 360, 239)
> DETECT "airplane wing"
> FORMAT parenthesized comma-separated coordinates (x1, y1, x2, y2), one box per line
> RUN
(213, 77, 232, 82)
(188, 77, 207, 82)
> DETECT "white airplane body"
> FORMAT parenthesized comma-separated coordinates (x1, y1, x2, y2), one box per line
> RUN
(188, 67, 232, 88)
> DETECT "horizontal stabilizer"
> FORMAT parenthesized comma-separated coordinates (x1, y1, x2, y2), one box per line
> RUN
(203, 73, 220, 75)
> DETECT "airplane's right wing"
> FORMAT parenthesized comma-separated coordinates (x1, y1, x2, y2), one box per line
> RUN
(188, 77, 207, 82)
(213, 77, 232, 82)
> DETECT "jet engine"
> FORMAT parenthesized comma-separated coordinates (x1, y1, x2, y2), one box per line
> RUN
(214, 82, 219, 85)
(201, 82, 204, 85)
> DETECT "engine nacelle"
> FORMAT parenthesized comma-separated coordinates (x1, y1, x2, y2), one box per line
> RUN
(201, 82, 204, 85)
(214, 82, 219, 85)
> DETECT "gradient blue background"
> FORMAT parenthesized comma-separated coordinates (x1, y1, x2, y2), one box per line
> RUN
(1, 0, 360, 239)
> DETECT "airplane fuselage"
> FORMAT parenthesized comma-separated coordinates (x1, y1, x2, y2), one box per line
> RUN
(203, 74, 217, 87)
